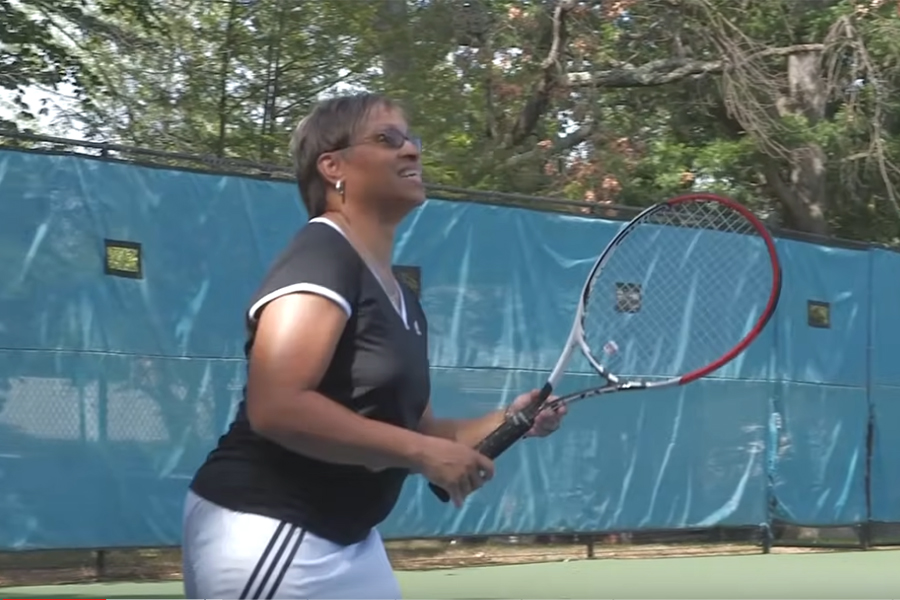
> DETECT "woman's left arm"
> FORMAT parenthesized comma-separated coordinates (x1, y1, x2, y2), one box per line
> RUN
(411, 307, 565, 448)
(418, 389, 566, 447)
(418, 404, 506, 448)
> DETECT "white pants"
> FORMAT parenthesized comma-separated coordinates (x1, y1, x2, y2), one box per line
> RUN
(181, 490, 402, 599)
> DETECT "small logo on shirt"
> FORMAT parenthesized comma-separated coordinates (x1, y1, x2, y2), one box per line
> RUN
(413, 321, 421, 335)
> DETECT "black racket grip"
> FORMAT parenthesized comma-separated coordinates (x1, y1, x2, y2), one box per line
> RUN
(428, 383, 551, 503)
(428, 417, 534, 503)
(429, 482, 451, 502)
(473, 414, 535, 458)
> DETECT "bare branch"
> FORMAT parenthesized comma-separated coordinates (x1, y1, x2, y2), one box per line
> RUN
(838, 15, 900, 217)
(567, 44, 825, 89)
(503, 0, 577, 148)
(505, 121, 595, 168)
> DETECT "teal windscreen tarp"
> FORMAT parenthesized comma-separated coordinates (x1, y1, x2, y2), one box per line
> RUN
(0, 148, 896, 550)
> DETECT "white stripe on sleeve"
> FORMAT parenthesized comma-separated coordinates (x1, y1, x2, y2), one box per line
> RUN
(247, 283, 352, 322)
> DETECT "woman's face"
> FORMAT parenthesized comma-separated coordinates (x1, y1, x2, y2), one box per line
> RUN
(342, 104, 426, 216)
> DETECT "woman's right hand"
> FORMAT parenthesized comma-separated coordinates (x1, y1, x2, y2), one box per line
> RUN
(415, 437, 495, 507)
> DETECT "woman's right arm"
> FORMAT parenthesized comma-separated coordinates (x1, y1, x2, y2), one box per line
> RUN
(245, 291, 428, 472)
(247, 290, 496, 506)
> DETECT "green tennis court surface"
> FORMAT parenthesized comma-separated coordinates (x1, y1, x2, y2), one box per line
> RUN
(1, 550, 898, 599)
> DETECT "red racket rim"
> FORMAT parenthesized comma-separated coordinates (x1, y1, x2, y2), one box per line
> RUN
(655, 193, 782, 384)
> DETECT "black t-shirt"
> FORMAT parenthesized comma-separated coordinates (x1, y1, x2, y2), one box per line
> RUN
(190, 217, 431, 546)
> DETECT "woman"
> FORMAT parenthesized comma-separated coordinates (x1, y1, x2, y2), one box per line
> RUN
(181, 92, 566, 600)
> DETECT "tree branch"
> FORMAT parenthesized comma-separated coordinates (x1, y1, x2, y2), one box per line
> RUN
(505, 122, 595, 168)
(503, 0, 577, 148)
(568, 43, 825, 89)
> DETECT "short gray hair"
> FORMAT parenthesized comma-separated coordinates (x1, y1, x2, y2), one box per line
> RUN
(289, 93, 398, 218)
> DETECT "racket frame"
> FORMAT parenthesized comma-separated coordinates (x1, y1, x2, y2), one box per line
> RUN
(428, 193, 782, 503)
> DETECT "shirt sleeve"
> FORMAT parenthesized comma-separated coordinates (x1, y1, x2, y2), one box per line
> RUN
(246, 222, 361, 324)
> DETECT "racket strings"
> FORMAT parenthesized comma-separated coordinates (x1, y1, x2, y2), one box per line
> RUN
(644, 199, 758, 236)
(582, 200, 775, 380)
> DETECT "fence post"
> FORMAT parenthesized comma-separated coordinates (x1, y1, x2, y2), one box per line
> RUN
(94, 549, 107, 579)
(863, 249, 875, 550)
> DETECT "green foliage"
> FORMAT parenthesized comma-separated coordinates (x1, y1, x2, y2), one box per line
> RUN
(5, 0, 900, 243)
(0, 0, 155, 122)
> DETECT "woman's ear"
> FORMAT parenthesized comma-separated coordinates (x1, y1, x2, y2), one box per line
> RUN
(316, 152, 343, 188)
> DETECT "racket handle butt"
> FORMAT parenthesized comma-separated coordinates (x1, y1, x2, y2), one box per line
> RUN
(426, 418, 532, 503)
(427, 383, 552, 504)
(428, 482, 451, 503)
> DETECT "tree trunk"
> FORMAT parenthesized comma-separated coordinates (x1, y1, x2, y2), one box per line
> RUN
(375, 0, 412, 95)
(766, 50, 829, 235)
(214, 0, 241, 158)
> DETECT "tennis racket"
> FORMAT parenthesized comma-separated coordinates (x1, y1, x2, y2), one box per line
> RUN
(429, 192, 782, 503)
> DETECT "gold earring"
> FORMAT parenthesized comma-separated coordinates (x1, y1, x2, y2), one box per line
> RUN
(336, 180, 344, 195)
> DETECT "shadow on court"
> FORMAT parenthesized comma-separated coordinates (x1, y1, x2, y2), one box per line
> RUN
(1, 550, 899, 599)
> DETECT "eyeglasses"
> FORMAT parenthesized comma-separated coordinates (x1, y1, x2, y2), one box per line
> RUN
(338, 127, 422, 153)
(372, 127, 422, 152)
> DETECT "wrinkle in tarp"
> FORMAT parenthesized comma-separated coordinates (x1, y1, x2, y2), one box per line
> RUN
(0, 149, 893, 550)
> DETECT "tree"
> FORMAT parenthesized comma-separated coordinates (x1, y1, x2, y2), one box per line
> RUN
(388, 0, 900, 241)
(23, 0, 900, 242)
(0, 0, 155, 130)
(65, 0, 381, 161)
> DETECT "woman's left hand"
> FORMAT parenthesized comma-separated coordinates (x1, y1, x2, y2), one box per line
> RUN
(507, 389, 568, 438)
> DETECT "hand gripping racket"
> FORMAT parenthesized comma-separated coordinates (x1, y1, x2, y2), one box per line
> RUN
(429, 192, 782, 502)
